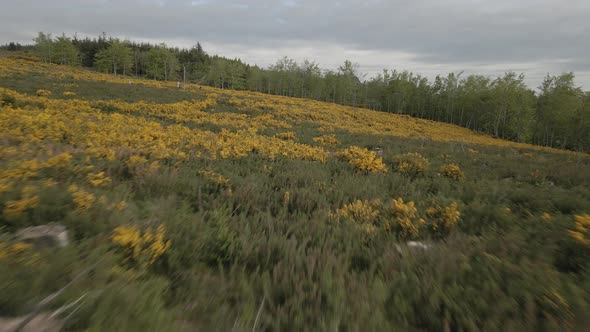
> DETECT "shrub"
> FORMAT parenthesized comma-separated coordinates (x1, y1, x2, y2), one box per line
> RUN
(35, 89, 51, 96)
(336, 199, 381, 225)
(395, 152, 429, 177)
(336, 146, 387, 173)
(439, 163, 464, 180)
(313, 134, 339, 146)
(68, 184, 96, 211)
(2, 186, 39, 221)
(541, 212, 555, 222)
(275, 131, 297, 140)
(569, 214, 590, 248)
(198, 169, 231, 186)
(426, 201, 461, 238)
(385, 198, 425, 239)
(0, 242, 38, 265)
(112, 224, 171, 270)
(335, 199, 382, 236)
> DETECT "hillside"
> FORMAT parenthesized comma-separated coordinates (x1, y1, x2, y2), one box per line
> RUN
(1, 54, 590, 330)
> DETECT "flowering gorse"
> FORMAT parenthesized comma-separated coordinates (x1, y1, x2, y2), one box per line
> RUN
(336, 146, 387, 173)
(395, 152, 429, 177)
(426, 202, 461, 238)
(112, 224, 171, 268)
(313, 134, 339, 146)
(386, 198, 425, 239)
(569, 214, 590, 247)
(440, 163, 465, 181)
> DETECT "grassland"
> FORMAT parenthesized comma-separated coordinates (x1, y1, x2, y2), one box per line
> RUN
(1, 54, 590, 331)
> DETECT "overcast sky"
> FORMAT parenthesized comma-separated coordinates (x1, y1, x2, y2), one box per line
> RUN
(1, 0, 589, 89)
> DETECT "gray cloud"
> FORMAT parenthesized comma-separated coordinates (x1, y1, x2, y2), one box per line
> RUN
(1, 0, 589, 88)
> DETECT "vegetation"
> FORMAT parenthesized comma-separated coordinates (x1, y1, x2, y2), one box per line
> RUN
(1, 53, 590, 330)
(2, 32, 588, 152)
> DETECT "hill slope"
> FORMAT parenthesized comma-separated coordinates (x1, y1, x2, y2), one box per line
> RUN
(1, 55, 590, 330)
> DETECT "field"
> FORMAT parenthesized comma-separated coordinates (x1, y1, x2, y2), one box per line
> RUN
(1, 54, 590, 331)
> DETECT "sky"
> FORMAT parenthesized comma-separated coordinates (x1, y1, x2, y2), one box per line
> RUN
(1, 0, 589, 89)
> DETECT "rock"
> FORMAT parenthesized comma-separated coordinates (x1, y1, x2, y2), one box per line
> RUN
(406, 241, 430, 250)
(0, 312, 63, 332)
(395, 241, 431, 255)
(16, 224, 69, 248)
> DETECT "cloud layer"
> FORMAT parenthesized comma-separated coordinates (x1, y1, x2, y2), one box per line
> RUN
(1, 0, 589, 88)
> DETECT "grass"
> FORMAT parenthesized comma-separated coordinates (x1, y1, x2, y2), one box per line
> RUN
(1, 54, 590, 331)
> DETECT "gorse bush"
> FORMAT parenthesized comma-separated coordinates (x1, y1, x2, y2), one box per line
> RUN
(395, 152, 430, 177)
(313, 134, 339, 146)
(386, 198, 425, 239)
(0, 242, 38, 265)
(335, 199, 382, 235)
(35, 88, 51, 96)
(112, 224, 171, 269)
(336, 146, 387, 173)
(426, 201, 461, 238)
(274, 131, 297, 140)
(569, 214, 590, 248)
(2, 186, 39, 221)
(439, 163, 465, 180)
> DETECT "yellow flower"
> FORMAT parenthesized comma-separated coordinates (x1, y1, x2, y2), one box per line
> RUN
(87, 171, 112, 187)
(337, 199, 382, 225)
(112, 224, 171, 267)
(275, 131, 297, 140)
(336, 146, 387, 173)
(541, 212, 554, 222)
(313, 134, 339, 146)
(35, 89, 51, 97)
(395, 153, 429, 177)
(68, 185, 95, 211)
(387, 198, 425, 239)
(569, 214, 590, 247)
(45, 152, 73, 169)
(440, 163, 464, 181)
(198, 169, 231, 186)
(426, 202, 461, 237)
(0, 242, 38, 265)
(2, 186, 39, 220)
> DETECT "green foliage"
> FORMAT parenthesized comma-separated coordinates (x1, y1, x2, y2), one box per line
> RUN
(146, 44, 178, 81)
(94, 40, 133, 76)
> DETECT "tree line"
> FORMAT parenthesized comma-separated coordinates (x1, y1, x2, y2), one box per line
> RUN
(5, 32, 589, 151)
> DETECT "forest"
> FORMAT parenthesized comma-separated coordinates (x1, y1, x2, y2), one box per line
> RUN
(3, 32, 589, 151)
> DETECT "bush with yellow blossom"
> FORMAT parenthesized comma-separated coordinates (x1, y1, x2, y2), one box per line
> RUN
(0, 242, 38, 265)
(336, 146, 387, 173)
(2, 186, 39, 221)
(313, 134, 339, 146)
(385, 198, 425, 239)
(35, 89, 51, 97)
(440, 163, 465, 181)
(395, 152, 429, 177)
(569, 214, 590, 248)
(275, 131, 297, 140)
(335, 199, 382, 235)
(68, 184, 96, 211)
(426, 202, 461, 238)
(112, 224, 171, 269)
